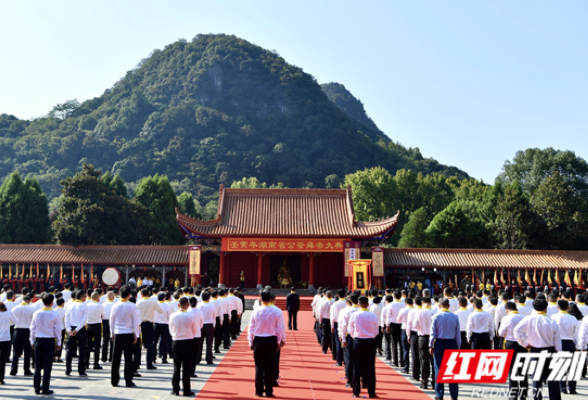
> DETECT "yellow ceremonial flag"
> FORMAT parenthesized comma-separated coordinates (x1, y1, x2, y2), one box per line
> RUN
(524, 269, 531, 286)
(548, 270, 552, 285)
(29, 263, 32, 278)
(554, 270, 561, 286)
(500, 269, 506, 286)
(532, 269, 536, 286)
(565, 270, 572, 286)
(493, 269, 498, 287)
(517, 270, 522, 286)
(47, 264, 50, 279)
(574, 270, 579, 286)
(15, 264, 19, 279)
(8, 264, 12, 280)
(0, 265, 3, 279)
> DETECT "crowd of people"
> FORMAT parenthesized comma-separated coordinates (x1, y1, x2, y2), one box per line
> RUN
(311, 285, 588, 400)
(0, 283, 244, 396)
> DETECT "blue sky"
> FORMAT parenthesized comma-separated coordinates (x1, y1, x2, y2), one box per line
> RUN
(1, 1, 587, 183)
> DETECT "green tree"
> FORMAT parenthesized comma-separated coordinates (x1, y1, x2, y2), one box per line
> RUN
(48, 99, 81, 120)
(498, 148, 588, 196)
(398, 207, 430, 248)
(529, 172, 588, 249)
(109, 174, 128, 198)
(0, 171, 50, 244)
(426, 201, 491, 248)
(52, 164, 150, 245)
(134, 174, 185, 245)
(344, 167, 399, 221)
(230, 177, 267, 188)
(177, 192, 201, 219)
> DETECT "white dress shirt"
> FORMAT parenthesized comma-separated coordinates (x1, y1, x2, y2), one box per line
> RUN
(13, 302, 36, 329)
(0, 311, 15, 341)
(381, 300, 405, 327)
(154, 301, 171, 324)
(577, 303, 588, 317)
(466, 310, 495, 342)
(578, 315, 588, 350)
(498, 312, 525, 342)
(338, 306, 359, 342)
(189, 307, 204, 338)
(30, 307, 62, 346)
(228, 295, 243, 315)
(413, 307, 435, 336)
(62, 290, 72, 303)
(87, 301, 105, 324)
(551, 312, 579, 343)
(330, 299, 347, 324)
(348, 309, 379, 339)
(64, 300, 88, 332)
(513, 313, 562, 351)
(247, 304, 286, 347)
(397, 306, 412, 330)
(197, 301, 217, 324)
(405, 307, 421, 336)
(55, 307, 66, 331)
(169, 310, 199, 341)
(447, 298, 459, 313)
(517, 304, 532, 316)
(546, 303, 559, 318)
(137, 297, 163, 323)
(318, 298, 334, 320)
(218, 297, 230, 316)
(109, 300, 140, 337)
(455, 308, 472, 332)
(525, 298, 534, 308)
(103, 301, 115, 320)
(494, 302, 508, 328)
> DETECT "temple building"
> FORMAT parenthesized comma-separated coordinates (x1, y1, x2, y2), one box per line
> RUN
(176, 185, 399, 289)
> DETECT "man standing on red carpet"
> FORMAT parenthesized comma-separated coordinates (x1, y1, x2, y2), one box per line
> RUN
(248, 290, 285, 398)
(169, 297, 198, 396)
(348, 295, 379, 399)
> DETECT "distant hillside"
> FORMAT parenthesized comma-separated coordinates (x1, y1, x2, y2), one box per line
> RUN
(0, 34, 468, 203)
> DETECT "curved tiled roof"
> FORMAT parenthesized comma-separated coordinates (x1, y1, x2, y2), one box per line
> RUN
(384, 248, 588, 270)
(0, 245, 189, 265)
(177, 185, 399, 239)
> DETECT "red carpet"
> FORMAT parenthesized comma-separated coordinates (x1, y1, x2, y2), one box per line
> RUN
(196, 311, 430, 400)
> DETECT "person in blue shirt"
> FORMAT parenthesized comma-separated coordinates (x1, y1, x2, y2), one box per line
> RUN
(430, 297, 461, 400)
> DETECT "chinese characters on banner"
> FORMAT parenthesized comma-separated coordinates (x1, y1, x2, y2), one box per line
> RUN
(222, 238, 346, 252)
(189, 246, 201, 275)
(372, 247, 384, 277)
(344, 240, 361, 277)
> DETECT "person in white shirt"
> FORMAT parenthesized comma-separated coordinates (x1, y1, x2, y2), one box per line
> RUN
(136, 288, 163, 369)
(311, 289, 323, 343)
(61, 285, 72, 303)
(248, 290, 285, 398)
(64, 290, 89, 376)
(229, 288, 244, 340)
(498, 301, 527, 400)
(396, 297, 413, 374)
(11, 295, 35, 376)
(412, 297, 435, 389)
(339, 295, 359, 388)
(86, 291, 104, 370)
(211, 290, 223, 353)
(218, 289, 232, 350)
(513, 298, 562, 400)
(318, 290, 335, 355)
(515, 295, 532, 316)
(102, 291, 115, 363)
(493, 292, 510, 349)
(30, 293, 61, 395)
(551, 300, 580, 394)
(576, 294, 588, 317)
(154, 292, 172, 364)
(546, 294, 559, 318)
(169, 296, 198, 396)
(0, 301, 15, 384)
(382, 291, 405, 367)
(455, 297, 472, 349)
(369, 296, 385, 357)
(405, 296, 422, 382)
(444, 288, 459, 313)
(110, 286, 140, 388)
(197, 291, 217, 365)
(381, 294, 393, 362)
(53, 298, 66, 363)
(330, 289, 348, 365)
(466, 298, 495, 349)
(188, 297, 204, 378)
(347, 295, 379, 398)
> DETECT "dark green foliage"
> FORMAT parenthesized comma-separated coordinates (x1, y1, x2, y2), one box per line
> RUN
(0, 34, 467, 207)
(52, 164, 150, 246)
(426, 201, 491, 249)
(134, 175, 185, 245)
(0, 171, 50, 243)
(177, 191, 201, 219)
(320, 82, 381, 134)
(398, 207, 430, 248)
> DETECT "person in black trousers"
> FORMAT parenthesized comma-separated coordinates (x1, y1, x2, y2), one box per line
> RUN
(10, 295, 34, 377)
(30, 294, 61, 395)
(221, 289, 231, 349)
(212, 290, 223, 353)
(0, 301, 14, 385)
(286, 287, 300, 330)
(110, 287, 140, 388)
(170, 297, 197, 396)
(349, 296, 379, 399)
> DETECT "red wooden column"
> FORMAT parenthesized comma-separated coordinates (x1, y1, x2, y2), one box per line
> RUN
(309, 252, 315, 290)
(257, 252, 263, 289)
(219, 252, 226, 288)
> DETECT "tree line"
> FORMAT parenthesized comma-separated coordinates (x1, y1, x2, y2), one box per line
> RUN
(1, 147, 587, 250)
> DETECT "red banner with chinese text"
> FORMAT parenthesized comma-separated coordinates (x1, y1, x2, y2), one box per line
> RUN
(222, 238, 346, 252)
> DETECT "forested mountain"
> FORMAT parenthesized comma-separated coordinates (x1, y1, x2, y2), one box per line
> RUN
(0, 34, 467, 204)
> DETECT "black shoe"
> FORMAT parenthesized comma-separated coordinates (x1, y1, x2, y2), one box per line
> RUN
(41, 390, 54, 395)
(93, 365, 103, 370)
(24, 372, 34, 376)
(207, 362, 214, 365)
(191, 374, 198, 378)
(562, 389, 568, 394)
(214, 351, 221, 354)
(147, 366, 157, 370)
(55, 359, 63, 363)
(133, 373, 142, 377)
(335, 363, 343, 366)
(171, 391, 180, 396)
(126, 382, 137, 388)
(161, 360, 169, 364)
(570, 390, 578, 394)
(265, 394, 274, 398)
(255, 393, 264, 398)
(79, 373, 88, 377)
(0, 380, 4, 385)
(183, 391, 195, 396)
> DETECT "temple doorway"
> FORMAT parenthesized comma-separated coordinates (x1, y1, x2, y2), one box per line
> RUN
(270, 255, 301, 288)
